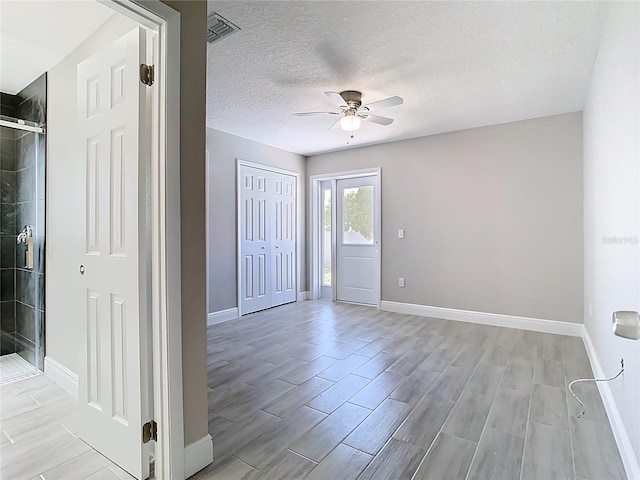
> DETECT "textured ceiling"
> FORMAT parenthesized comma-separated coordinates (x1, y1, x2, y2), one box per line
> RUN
(0, 0, 114, 95)
(206, 1, 607, 156)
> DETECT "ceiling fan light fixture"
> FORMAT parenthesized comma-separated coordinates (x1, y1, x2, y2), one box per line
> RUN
(340, 112, 361, 131)
(295, 90, 402, 131)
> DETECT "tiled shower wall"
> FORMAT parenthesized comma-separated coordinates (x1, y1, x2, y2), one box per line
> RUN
(0, 74, 46, 369)
(1, 94, 17, 356)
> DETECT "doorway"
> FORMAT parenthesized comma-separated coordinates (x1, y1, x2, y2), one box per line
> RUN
(0, 90, 46, 383)
(310, 168, 381, 307)
(1, 1, 183, 478)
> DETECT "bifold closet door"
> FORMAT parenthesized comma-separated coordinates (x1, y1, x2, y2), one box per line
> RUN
(271, 172, 297, 307)
(239, 168, 271, 314)
(239, 165, 297, 315)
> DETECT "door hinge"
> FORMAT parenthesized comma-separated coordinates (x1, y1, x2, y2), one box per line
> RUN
(140, 64, 154, 86)
(142, 420, 157, 443)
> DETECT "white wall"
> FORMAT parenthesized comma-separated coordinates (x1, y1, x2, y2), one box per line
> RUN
(583, 1, 640, 475)
(308, 113, 584, 324)
(206, 128, 307, 313)
(47, 14, 138, 374)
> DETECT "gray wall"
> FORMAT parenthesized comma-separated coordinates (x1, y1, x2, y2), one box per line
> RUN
(206, 128, 307, 313)
(308, 113, 584, 323)
(583, 1, 639, 466)
(162, 0, 210, 447)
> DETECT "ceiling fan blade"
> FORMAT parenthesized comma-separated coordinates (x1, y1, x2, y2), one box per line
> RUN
(294, 111, 340, 116)
(362, 114, 394, 126)
(325, 91, 346, 107)
(363, 96, 403, 111)
(329, 117, 343, 130)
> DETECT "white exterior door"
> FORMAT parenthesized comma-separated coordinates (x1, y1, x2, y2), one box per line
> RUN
(239, 164, 297, 315)
(76, 28, 151, 479)
(336, 175, 380, 305)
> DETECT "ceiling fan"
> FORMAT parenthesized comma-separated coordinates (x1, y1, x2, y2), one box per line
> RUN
(294, 90, 403, 131)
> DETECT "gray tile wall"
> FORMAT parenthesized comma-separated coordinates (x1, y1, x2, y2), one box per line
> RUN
(0, 74, 46, 369)
(1, 93, 17, 355)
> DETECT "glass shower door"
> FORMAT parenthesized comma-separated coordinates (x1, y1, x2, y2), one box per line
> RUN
(0, 117, 46, 383)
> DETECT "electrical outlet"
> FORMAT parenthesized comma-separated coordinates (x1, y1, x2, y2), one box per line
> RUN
(398, 229, 404, 239)
(589, 304, 592, 316)
(399, 277, 405, 287)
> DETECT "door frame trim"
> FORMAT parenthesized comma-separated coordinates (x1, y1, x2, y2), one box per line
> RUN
(236, 159, 300, 316)
(309, 168, 381, 307)
(99, 1, 183, 478)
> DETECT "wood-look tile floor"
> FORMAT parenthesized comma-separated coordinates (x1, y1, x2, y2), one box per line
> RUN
(195, 300, 626, 480)
(0, 301, 626, 480)
(0, 373, 134, 480)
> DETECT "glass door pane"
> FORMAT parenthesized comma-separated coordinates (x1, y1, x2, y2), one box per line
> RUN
(322, 187, 331, 286)
(341, 185, 374, 245)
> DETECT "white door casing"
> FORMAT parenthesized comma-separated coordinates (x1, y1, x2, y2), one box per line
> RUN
(336, 175, 380, 306)
(76, 27, 151, 479)
(238, 163, 297, 315)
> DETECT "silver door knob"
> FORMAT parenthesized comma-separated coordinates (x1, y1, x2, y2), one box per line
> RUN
(80, 265, 85, 275)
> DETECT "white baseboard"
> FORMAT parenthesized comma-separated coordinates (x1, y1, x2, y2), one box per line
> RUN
(379, 301, 584, 337)
(582, 329, 640, 480)
(44, 356, 78, 399)
(298, 291, 310, 302)
(207, 307, 239, 326)
(184, 434, 213, 479)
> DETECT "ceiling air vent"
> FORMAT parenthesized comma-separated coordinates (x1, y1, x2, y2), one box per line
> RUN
(207, 13, 240, 44)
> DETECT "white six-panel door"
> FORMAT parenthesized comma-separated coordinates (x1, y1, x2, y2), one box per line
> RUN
(239, 164, 296, 315)
(336, 175, 380, 306)
(76, 27, 151, 479)
(239, 168, 271, 313)
(271, 173, 296, 307)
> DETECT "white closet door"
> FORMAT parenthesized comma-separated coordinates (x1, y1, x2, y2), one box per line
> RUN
(239, 164, 297, 315)
(271, 171, 296, 307)
(239, 167, 271, 314)
(76, 27, 151, 479)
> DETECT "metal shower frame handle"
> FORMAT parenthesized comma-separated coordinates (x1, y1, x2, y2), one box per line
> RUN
(0, 114, 45, 134)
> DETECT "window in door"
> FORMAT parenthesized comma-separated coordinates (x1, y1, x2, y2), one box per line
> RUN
(341, 185, 374, 245)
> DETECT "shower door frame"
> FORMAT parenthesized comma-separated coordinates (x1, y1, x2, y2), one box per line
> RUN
(0, 118, 45, 374)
